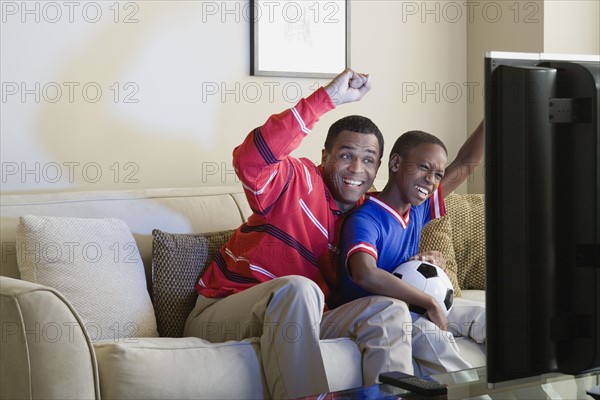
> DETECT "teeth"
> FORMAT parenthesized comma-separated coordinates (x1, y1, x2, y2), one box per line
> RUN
(343, 178, 362, 187)
(416, 186, 429, 195)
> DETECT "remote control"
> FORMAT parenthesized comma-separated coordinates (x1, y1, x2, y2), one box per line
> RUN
(379, 371, 448, 397)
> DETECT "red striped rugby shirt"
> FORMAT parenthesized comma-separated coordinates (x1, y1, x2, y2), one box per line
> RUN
(197, 88, 361, 301)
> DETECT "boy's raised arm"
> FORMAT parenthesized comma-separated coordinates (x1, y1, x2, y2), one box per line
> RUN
(440, 120, 484, 196)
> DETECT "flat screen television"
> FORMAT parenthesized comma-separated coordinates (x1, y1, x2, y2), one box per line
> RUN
(484, 51, 600, 386)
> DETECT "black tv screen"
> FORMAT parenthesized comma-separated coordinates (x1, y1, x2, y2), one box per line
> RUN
(484, 51, 600, 386)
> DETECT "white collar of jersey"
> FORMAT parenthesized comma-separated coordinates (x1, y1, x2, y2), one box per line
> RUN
(367, 196, 410, 229)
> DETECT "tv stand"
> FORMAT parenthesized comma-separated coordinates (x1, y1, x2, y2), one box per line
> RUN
(432, 367, 599, 399)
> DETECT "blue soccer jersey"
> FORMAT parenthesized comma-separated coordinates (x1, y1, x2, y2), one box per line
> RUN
(335, 187, 445, 306)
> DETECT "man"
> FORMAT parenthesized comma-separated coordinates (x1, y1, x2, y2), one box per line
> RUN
(185, 69, 414, 399)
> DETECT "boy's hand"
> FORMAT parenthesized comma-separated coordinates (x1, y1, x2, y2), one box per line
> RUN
(425, 302, 449, 331)
(325, 68, 371, 105)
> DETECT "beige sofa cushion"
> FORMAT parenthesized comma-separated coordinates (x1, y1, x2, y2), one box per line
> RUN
(1, 186, 250, 282)
(93, 336, 363, 399)
(94, 337, 268, 400)
(16, 215, 158, 340)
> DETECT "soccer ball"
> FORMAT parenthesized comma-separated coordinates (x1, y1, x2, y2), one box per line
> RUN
(392, 260, 454, 316)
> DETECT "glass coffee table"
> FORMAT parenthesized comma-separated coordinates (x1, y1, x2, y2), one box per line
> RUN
(300, 367, 599, 399)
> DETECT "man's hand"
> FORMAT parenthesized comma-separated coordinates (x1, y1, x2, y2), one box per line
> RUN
(325, 68, 371, 105)
(410, 251, 447, 271)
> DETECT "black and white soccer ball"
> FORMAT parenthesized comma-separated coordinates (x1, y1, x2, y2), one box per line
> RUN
(392, 260, 454, 316)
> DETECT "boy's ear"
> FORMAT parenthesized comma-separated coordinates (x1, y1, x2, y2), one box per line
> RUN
(321, 149, 328, 164)
(389, 153, 401, 172)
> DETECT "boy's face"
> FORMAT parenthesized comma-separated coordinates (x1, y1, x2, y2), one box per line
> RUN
(390, 143, 448, 206)
(321, 130, 381, 213)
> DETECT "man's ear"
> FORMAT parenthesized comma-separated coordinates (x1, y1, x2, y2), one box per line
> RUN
(321, 149, 328, 165)
(389, 153, 401, 172)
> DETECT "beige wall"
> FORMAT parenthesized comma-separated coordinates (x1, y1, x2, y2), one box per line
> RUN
(2, 1, 598, 195)
(544, 0, 600, 55)
(466, 0, 600, 194)
(466, 0, 545, 194)
(1, 0, 469, 194)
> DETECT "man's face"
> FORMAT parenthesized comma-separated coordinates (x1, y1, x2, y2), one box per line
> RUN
(321, 130, 381, 213)
(391, 143, 448, 207)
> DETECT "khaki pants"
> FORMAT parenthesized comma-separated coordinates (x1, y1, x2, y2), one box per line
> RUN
(411, 315, 473, 377)
(184, 275, 413, 399)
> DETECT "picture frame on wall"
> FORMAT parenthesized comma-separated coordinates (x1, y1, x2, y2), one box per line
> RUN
(250, 0, 349, 79)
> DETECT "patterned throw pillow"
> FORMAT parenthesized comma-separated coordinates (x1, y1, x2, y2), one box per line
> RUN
(420, 193, 486, 295)
(419, 215, 462, 298)
(445, 194, 486, 290)
(151, 229, 234, 337)
(16, 215, 159, 340)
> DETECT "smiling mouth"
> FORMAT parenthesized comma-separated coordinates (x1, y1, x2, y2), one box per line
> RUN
(415, 185, 430, 196)
(343, 178, 364, 188)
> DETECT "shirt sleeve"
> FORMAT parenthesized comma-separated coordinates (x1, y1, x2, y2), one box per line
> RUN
(232, 88, 334, 215)
(340, 211, 380, 276)
(427, 185, 446, 223)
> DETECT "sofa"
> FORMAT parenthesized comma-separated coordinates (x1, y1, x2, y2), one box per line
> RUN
(0, 186, 486, 399)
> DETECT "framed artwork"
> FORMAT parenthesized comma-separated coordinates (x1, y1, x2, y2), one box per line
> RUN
(250, 0, 349, 78)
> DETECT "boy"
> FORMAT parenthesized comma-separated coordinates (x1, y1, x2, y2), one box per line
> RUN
(335, 127, 484, 375)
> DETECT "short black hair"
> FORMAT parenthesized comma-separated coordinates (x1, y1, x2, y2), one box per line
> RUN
(325, 115, 384, 160)
(389, 130, 447, 160)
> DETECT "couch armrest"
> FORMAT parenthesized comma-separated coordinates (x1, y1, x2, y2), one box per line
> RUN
(0, 276, 100, 399)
